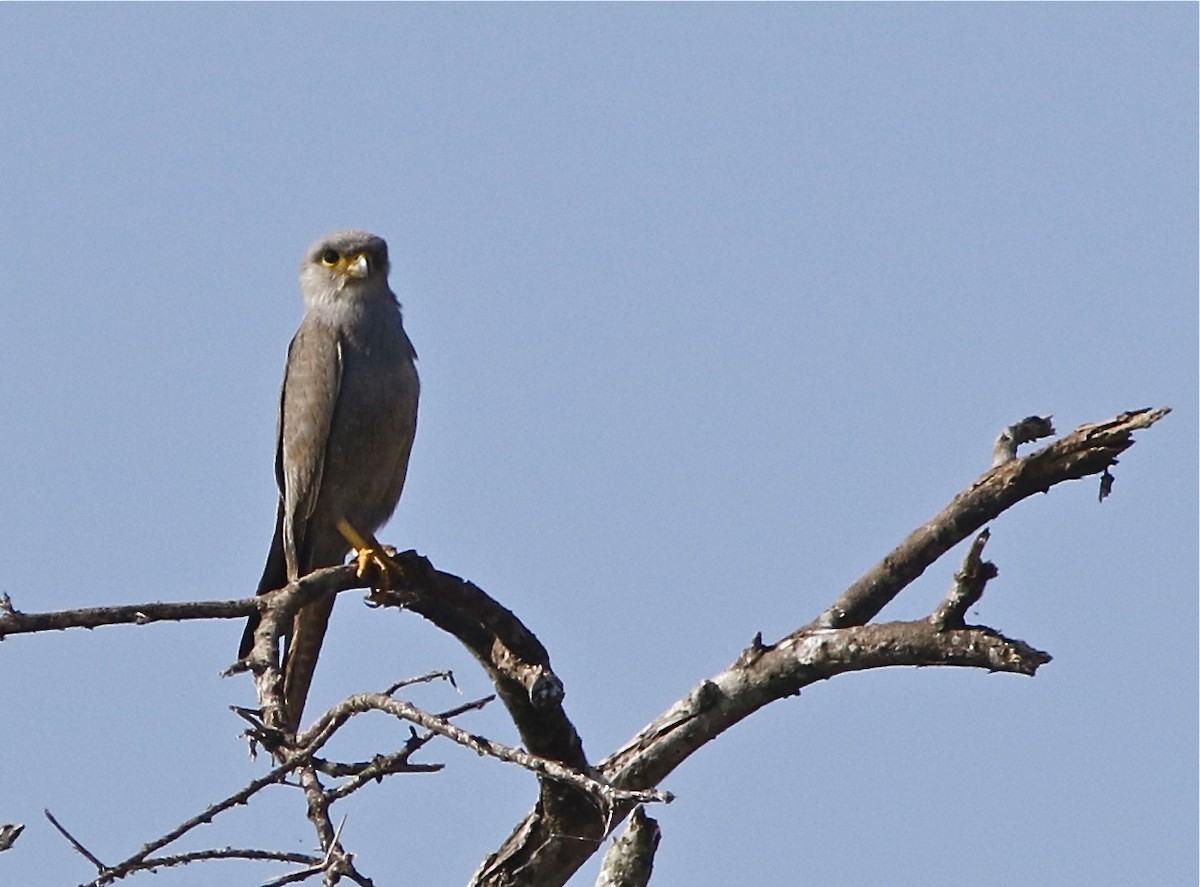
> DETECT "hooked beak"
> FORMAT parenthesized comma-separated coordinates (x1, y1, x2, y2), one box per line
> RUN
(344, 253, 369, 279)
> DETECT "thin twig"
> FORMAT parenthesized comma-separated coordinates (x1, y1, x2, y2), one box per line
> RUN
(106, 847, 320, 878)
(44, 809, 107, 871)
(87, 736, 336, 884)
(319, 696, 491, 795)
(384, 669, 457, 695)
(0, 598, 256, 639)
(300, 692, 671, 808)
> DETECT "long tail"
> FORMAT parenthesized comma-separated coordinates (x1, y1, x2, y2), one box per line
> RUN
(280, 594, 336, 731)
(239, 502, 340, 732)
(238, 502, 288, 660)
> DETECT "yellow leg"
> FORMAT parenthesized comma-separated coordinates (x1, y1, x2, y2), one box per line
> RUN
(336, 519, 401, 591)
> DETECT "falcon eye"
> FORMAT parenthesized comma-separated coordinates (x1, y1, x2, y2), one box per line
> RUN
(320, 249, 340, 266)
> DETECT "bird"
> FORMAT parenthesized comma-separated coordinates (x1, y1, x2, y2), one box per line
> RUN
(238, 229, 419, 732)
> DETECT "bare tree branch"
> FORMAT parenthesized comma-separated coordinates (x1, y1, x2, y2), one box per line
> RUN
(73, 748, 320, 885)
(595, 807, 660, 887)
(470, 408, 1164, 887)
(320, 695, 490, 795)
(356, 554, 600, 843)
(930, 529, 997, 629)
(44, 809, 107, 872)
(473, 619, 1049, 886)
(99, 849, 323, 883)
(234, 566, 373, 733)
(295, 693, 669, 809)
(605, 620, 1047, 801)
(67, 683, 485, 885)
(812, 407, 1168, 630)
(6, 407, 1169, 885)
(992, 415, 1055, 466)
(365, 556, 581, 761)
(0, 594, 255, 639)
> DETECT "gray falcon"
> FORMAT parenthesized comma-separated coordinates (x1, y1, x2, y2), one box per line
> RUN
(238, 230, 419, 732)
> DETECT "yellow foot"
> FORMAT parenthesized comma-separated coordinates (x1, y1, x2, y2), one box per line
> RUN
(336, 519, 402, 594)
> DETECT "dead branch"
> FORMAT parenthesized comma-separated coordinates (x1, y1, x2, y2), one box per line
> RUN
(5, 407, 1168, 886)
(930, 529, 997, 629)
(470, 408, 1164, 887)
(44, 809, 107, 872)
(991, 415, 1055, 466)
(72, 748, 321, 885)
(295, 692, 669, 809)
(365, 555, 580, 758)
(321, 695, 491, 795)
(93, 849, 322, 886)
(69, 684, 481, 885)
(234, 566, 375, 732)
(812, 407, 1168, 630)
(474, 619, 1049, 886)
(357, 553, 598, 839)
(595, 806, 661, 887)
(0, 594, 255, 639)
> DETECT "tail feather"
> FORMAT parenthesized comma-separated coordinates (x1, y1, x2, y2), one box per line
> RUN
(238, 501, 288, 660)
(240, 503, 351, 731)
(280, 594, 336, 731)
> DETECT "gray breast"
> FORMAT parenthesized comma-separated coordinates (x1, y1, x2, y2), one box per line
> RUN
(307, 300, 419, 568)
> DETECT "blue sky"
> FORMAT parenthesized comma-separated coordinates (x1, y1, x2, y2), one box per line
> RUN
(0, 5, 1195, 886)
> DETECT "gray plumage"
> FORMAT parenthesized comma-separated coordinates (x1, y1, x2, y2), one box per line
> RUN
(239, 230, 419, 731)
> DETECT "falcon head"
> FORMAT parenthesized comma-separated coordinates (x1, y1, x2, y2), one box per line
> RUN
(300, 230, 392, 306)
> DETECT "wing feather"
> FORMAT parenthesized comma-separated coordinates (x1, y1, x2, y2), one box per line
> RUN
(279, 320, 343, 579)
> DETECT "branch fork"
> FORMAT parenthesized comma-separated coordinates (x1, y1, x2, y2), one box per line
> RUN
(6, 407, 1167, 886)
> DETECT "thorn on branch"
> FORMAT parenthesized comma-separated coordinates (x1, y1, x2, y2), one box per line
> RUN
(992, 415, 1055, 467)
(735, 632, 772, 668)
